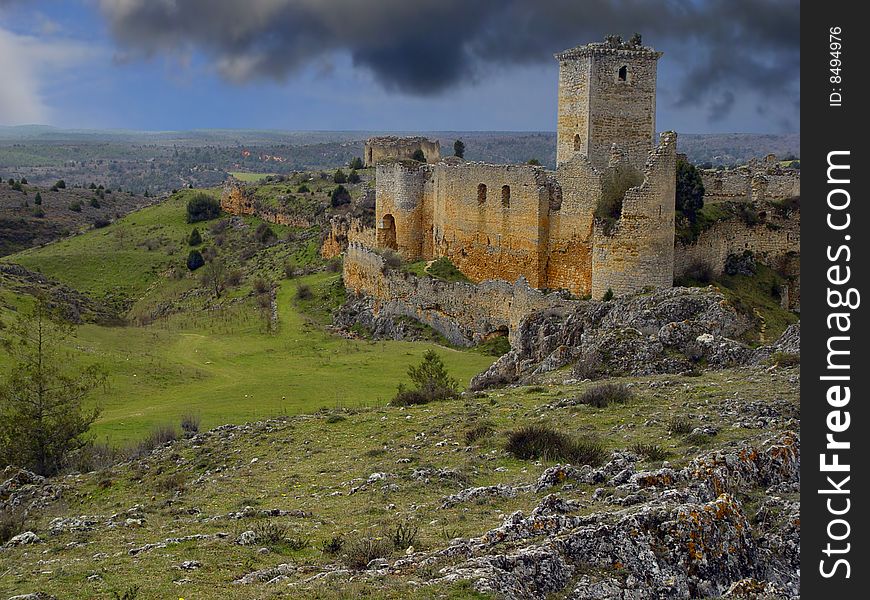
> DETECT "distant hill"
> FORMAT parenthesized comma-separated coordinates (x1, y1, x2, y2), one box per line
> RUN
(0, 128, 799, 194)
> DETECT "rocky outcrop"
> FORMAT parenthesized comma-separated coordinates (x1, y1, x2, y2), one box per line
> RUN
(470, 286, 772, 389)
(220, 178, 313, 228)
(393, 432, 800, 599)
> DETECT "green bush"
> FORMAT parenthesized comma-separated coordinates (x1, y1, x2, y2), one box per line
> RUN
(464, 421, 495, 445)
(333, 169, 347, 184)
(54, 179, 66, 189)
(505, 425, 605, 466)
(68, 201, 82, 212)
(186, 250, 205, 271)
(330, 185, 351, 207)
(90, 198, 101, 208)
(602, 288, 614, 301)
(389, 350, 460, 406)
(667, 416, 693, 435)
(34, 192, 42, 205)
(255, 222, 276, 244)
(349, 157, 364, 170)
(348, 170, 361, 184)
(188, 228, 202, 246)
(342, 536, 393, 570)
(186, 193, 221, 223)
(411, 148, 426, 162)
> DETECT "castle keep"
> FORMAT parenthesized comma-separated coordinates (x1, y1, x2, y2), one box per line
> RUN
(370, 39, 675, 298)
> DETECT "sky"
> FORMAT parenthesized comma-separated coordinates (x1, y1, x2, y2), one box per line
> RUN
(0, 0, 800, 133)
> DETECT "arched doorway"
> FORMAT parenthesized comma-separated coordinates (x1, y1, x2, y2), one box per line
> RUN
(380, 214, 397, 250)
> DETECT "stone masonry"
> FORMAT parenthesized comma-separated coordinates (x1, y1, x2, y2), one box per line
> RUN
(364, 136, 441, 167)
(365, 38, 676, 299)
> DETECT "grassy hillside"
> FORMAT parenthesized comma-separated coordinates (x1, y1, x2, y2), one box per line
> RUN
(0, 365, 799, 599)
(0, 190, 493, 444)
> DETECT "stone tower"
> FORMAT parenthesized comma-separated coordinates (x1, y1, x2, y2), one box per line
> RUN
(555, 40, 662, 170)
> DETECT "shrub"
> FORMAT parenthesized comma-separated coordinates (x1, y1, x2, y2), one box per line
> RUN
(464, 421, 495, 445)
(390, 522, 419, 550)
(297, 184, 310, 193)
(252, 520, 289, 545)
(601, 288, 614, 301)
(186, 249, 204, 271)
(675, 157, 705, 223)
(93, 217, 111, 228)
(668, 416, 693, 435)
(0, 508, 25, 545)
(505, 425, 605, 466)
(475, 335, 510, 356)
(34, 192, 42, 205)
(68, 201, 82, 212)
(572, 350, 603, 380)
(90, 198, 101, 208)
(186, 193, 221, 223)
(333, 169, 347, 184)
(348, 170, 361, 184)
(180, 413, 200, 434)
(255, 222, 276, 244)
(227, 269, 243, 287)
(342, 536, 393, 570)
(252, 277, 271, 295)
(349, 157, 364, 170)
(283, 260, 299, 279)
(209, 218, 229, 234)
(330, 185, 351, 207)
(33, 207, 45, 218)
(321, 534, 344, 555)
(453, 139, 465, 158)
(575, 383, 633, 408)
(155, 471, 186, 493)
(389, 350, 460, 407)
(188, 228, 202, 246)
(54, 179, 66, 189)
(629, 442, 669, 461)
(111, 585, 140, 600)
(411, 148, 426, 162)
(295, 284, 314, 300)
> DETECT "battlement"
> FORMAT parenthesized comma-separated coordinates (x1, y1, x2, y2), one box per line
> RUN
(555, 42, 662, 61)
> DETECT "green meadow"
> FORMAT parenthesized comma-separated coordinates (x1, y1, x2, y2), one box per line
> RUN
(1, 190, 494, 445)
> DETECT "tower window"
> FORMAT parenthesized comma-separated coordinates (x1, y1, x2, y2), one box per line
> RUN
(477, 183, 487, 205)
(618, 66, 628, 81)
(501, 185, 511, 208)
(573, 134, 581, 151)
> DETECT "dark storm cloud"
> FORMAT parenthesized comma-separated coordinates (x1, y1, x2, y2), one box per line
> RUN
(96, 0, 799, 123)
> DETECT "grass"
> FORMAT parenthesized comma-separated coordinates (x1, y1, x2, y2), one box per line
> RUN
(229, 171, 279, 183)
(0, 192, 494, 444)
(0, 366, 799, 599)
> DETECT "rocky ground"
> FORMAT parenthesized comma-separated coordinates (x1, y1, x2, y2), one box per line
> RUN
(0, 363, 799, 599)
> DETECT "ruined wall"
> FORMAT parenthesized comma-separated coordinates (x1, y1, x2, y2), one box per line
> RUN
(365, 136, 441, 167)
(430, 162, 554, 289)
(591, 132, 677, 298)
(674, 207, 800, 309)
(374, 161, 428, 260)
(702, 167, 800, 204)
(320, 215, 376, 259)
(556, 44, 660, 170)
(220, 179, 312, 227)
(342, 243, 576, 346)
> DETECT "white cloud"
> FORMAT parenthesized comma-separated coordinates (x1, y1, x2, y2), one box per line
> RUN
(0, 27, 96, 125)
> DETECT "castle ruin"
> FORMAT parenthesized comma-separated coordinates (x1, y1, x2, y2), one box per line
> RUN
(364, 136, 441, 167)
(369, 39, 674, 298)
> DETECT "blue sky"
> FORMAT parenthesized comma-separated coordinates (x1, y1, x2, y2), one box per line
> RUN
(0, 0, 800, 133)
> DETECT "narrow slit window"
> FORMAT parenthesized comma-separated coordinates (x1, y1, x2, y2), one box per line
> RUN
(477, 183, 487, 205)
(573, 134, 582, 151)
(618, 65, 627, 81)
(501, 185, 511, 208)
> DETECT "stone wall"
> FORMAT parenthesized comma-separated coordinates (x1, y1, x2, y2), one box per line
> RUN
(674, 205, 800, 309)
(701, 163, 800, 204)
(342, 243, 576, 346)
(320, 215, 376, 259)
(591, 132, 677, 298)
(364, 136, 441, 167)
